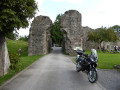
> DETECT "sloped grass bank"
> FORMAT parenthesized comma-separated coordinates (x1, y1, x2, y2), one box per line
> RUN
(7, 40, 28, 56)
(0, 40, 43, 85)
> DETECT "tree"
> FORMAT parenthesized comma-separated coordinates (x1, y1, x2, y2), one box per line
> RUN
(19, 35, 29, 41)
(0, 0, 38, 36)
(111, 25, 120, 32)
(51, 14, 63, 46)
(106, 28, 119, 42)
(7, 31, 19, 40)
(87, 27, 119, 47)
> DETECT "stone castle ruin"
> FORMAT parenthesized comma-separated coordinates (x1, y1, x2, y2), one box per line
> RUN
(60, 10, 98, 55)
(28, 10, 98, 55)
(0, 10, 119, 76)
(60, 10, 83, 55)
(28, 10, 119, 55)
(28, 16, 52, 56)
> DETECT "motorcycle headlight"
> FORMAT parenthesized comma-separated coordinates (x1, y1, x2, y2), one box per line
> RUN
(77, 55, 80, 59)
(91, 58, 94, 62)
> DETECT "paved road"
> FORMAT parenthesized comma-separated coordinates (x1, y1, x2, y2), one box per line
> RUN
(0, 47, 104, 90)
(98, 69, 120, 90)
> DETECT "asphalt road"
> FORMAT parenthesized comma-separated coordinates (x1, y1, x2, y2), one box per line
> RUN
(0, 47, 104, 90)
(98, 69, 120, 90)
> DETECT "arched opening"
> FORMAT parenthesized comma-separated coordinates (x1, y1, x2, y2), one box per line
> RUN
(51, 14, 63, 47)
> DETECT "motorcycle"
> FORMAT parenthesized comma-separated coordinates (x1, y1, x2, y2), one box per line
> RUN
(76, 49, 98, 83)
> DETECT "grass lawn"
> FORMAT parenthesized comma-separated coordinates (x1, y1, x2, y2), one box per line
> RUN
(75, 50, 120, 69)
(97, 52, 120, 69)
(0, 40, 43, 85)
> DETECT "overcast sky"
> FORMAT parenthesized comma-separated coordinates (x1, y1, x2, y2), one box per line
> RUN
(18, 0, 120, 36)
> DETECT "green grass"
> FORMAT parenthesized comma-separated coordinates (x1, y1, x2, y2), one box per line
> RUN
(97, 52, 120, 69)
(0, 40, 43, 85)
(7, 40, 28, 56)
(74, 50, 120, 69)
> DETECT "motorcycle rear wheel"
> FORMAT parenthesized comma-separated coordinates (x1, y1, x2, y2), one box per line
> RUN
(88, 68, 97, 83)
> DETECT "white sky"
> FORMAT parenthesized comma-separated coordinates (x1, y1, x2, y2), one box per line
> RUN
(18, 0, 120, 36)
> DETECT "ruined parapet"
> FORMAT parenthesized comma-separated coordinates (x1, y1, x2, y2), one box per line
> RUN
(60, 10, 83, 55)
(101, 32, 120, 50)
(28, 15, 52, 56)
(82, 27, 98, 50)
(0, 35, 10, 76)
(101, 42, 114, 50)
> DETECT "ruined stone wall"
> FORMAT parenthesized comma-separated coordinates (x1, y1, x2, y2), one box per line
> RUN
(83, 27, 120, 50)
(60, 10, 99, 54)
(101, 42, 114, 50)
(28, 10, 120, 55)
(82, 27, 98, 50)
(0, 35, 10, 76)
(101, 41, 120, 50)
(28, 16, 52, 56)
(60, 10, 83, 55)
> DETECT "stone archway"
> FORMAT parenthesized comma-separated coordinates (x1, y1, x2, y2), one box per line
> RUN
(28, 10, 97, 56)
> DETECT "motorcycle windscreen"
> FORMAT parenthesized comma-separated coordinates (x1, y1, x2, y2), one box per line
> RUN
(91, 49, 98, 60)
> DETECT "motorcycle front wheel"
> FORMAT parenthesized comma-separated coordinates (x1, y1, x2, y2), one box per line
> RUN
(76, 63, 81, 72)
(88, 68, 98, 83)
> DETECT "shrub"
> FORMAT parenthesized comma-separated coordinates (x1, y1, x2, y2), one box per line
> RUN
(9, 52, 20, 69)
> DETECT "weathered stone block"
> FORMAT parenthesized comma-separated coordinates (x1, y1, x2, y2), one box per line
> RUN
(82, 27, 98, 50)
(28, 15, 52, 56)
(0, 35, 10, 76)
(60, 10, 83, 55)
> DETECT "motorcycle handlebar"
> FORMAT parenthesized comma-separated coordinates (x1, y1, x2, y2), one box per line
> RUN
(83, 53, 88, 57)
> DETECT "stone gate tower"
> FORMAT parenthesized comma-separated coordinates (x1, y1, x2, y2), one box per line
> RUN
(28, 15, 52, 56)
(60, 10, 83, 55)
